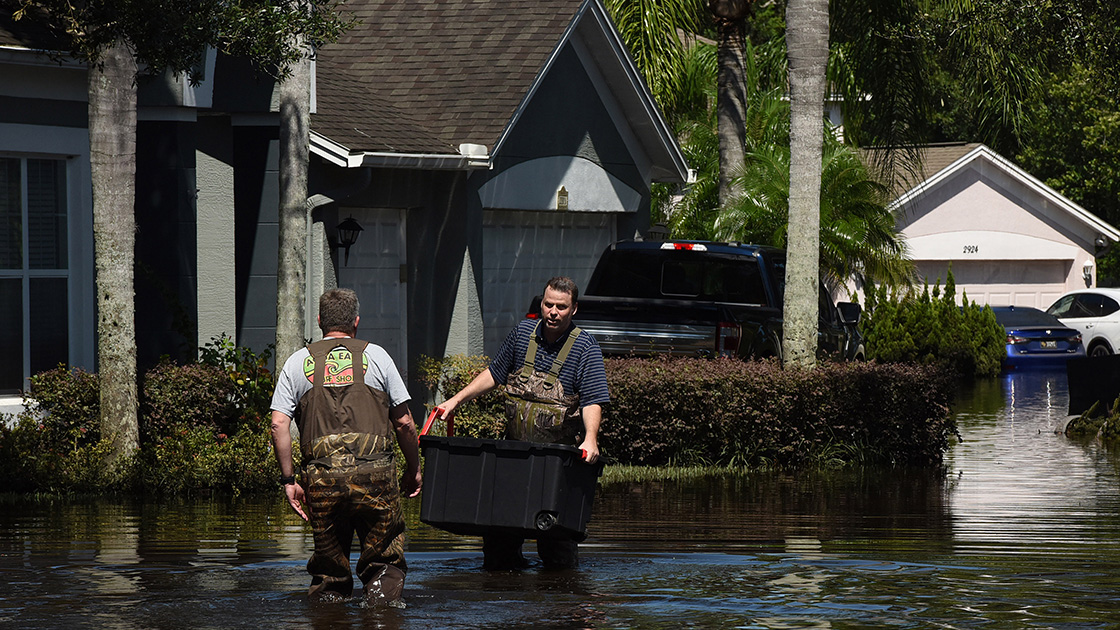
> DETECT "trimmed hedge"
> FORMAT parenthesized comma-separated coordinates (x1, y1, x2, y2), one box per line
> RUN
(601, 356, 956, 468)
(3, 346, 958, 494)
(422, 354, 957, 469)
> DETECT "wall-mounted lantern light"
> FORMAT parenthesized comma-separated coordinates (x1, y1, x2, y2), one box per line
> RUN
(647, 223, 669, 242)
(337, 216, 363, 266)
(556, 186, 569, 211)
(1083, 259, 1094, 287)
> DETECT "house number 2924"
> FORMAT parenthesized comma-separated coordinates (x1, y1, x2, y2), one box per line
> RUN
(963, 245, 979, 254)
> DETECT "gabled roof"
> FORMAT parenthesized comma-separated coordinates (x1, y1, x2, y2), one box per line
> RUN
(311, 0, 689, 182)
(312, 0, 582, 160)
(894, 142, 1120, 243)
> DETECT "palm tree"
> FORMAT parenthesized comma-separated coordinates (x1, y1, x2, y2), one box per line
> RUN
(715, 133, 912, 291)
(603, 0, 706, 125)
(782, 0, 828, 368)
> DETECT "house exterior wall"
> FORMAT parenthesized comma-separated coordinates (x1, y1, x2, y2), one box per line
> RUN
(232, 125, 282, 357)
(471, 42, 651, 357)
(135, 119, 199, 369)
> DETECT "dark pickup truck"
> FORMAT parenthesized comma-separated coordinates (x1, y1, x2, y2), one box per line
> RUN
(558, 240, 864, 361)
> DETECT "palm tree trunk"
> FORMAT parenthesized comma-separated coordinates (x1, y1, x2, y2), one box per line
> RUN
(711, 3, 748, 208)
(276, 44, 311, 360)
(88, 39, 139, 466)
(782, 0, 828, 368)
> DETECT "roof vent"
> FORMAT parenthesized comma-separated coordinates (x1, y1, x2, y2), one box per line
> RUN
(459, 143, 488, 157)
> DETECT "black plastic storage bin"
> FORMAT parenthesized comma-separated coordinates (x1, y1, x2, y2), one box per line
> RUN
(419, 435, 604, 541)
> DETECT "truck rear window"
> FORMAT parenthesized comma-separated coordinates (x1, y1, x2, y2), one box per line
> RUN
(589, 250, 769, 304)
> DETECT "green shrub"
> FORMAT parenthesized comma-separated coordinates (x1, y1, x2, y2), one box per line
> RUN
(198, 334, 276, 429)
(2, 339, 279, 496)
(602, 356, 956, 468)
(136, 423, 275, 494)
(416, 354, 504, 438)
(20, 365, 100, 451)
(140, 359, 239, 441)
(861, 270, 1005, 377)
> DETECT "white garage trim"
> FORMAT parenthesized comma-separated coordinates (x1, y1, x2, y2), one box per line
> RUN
(907, 231, 1081, 261)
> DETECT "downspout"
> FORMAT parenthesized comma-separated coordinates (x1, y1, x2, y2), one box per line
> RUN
(303, 168, 372, 340)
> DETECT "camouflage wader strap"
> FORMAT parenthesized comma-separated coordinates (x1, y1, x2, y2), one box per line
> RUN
(516, 323, 582, 387)
(504, 324, 583, 443)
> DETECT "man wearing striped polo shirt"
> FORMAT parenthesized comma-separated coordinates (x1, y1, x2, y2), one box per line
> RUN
(437, 276, 609, 570)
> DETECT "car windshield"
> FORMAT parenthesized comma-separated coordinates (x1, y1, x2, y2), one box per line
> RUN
(994, 307, 1065, 328)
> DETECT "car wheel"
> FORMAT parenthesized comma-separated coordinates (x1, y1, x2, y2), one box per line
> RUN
(1090, 343, 1113, 358)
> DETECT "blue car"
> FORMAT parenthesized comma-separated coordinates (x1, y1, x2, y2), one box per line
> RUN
(992, 305, 1085, 370)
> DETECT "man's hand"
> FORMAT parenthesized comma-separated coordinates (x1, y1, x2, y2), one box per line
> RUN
(435, 400, 459, 423)
(402, 468, 422, 498)
(284, 482, 309, 521)
(578, 436, 600, 464)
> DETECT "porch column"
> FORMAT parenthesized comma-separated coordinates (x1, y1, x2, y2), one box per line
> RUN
(195, 117, 237, 353)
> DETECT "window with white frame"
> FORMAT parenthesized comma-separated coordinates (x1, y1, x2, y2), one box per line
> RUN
(0, 156, 70, 394)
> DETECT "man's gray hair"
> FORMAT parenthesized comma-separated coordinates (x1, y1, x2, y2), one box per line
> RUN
(319, 288, 360, 334)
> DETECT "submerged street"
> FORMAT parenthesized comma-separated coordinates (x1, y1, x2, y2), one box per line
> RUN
(3, 369, 1120, 628)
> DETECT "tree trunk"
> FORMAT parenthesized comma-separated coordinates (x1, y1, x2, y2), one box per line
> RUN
(782, 0, 829, 368)
(276, 44, 311, 359)
(712, 7, 748, 208)
(88, 39, 139, 466)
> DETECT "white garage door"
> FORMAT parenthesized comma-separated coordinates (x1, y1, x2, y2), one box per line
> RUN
(917, 260, 1070, 309)
(482, 210, 616, 355)
(336, 208, 408, 373)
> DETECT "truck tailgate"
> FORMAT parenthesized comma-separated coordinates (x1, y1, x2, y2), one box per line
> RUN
(577, 319, 716, 357)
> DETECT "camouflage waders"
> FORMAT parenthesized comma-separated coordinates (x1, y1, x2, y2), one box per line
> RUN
(502, 326, 584, 443)
(488, 325, 584, 569)
(296, 339, 405, 603)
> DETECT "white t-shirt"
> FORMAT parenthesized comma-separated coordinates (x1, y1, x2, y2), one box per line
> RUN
(270, 338, 411, 418)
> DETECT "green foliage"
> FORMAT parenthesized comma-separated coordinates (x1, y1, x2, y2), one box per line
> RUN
(416, 354, 505, 439)
(140, 360, 239, 442)
(13, 0, 354, 80)
(602, 356, 956, 468)
(198, 334, 276, 427)
(1066, 397, 1120, 443)
(861, 270, 1005, 378)
(19, 365, 100, 451)
(1, 340, 279, 495)
(135, 423, 276, 495)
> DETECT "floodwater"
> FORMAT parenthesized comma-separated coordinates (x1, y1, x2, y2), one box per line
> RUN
(4, 369, 1120, 629)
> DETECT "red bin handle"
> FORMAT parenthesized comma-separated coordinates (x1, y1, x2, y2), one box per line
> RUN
(420, 407, 453, 437)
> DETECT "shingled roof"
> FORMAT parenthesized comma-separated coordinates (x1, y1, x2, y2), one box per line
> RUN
(0, 6, 71, 52)
(312, 0, 586, 156)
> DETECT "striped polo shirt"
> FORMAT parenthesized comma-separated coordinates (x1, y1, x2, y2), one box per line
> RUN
(489, 318, 610, 409)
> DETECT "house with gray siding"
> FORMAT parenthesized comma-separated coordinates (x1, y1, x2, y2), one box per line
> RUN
(0, 0, 688, 416)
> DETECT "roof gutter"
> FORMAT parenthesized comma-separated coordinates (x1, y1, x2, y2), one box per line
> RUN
(311, 131, 490, 170)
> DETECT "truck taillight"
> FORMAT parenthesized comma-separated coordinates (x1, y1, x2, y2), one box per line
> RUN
(717, 321, 740, 357)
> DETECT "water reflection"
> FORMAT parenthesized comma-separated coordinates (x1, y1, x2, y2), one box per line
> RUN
(3, 370, 1120, 628)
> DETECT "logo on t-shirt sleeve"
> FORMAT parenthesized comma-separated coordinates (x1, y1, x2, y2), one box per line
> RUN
(303, 348, 370, 386)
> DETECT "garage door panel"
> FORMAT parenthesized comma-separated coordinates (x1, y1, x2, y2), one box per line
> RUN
(482, 211, 615, 355)
(917, 260, 1069, 309)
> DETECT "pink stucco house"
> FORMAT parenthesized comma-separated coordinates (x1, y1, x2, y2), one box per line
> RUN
(892, 143, 1120, 308)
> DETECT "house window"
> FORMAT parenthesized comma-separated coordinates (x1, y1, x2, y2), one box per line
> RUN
(0, 156, 69, 395)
